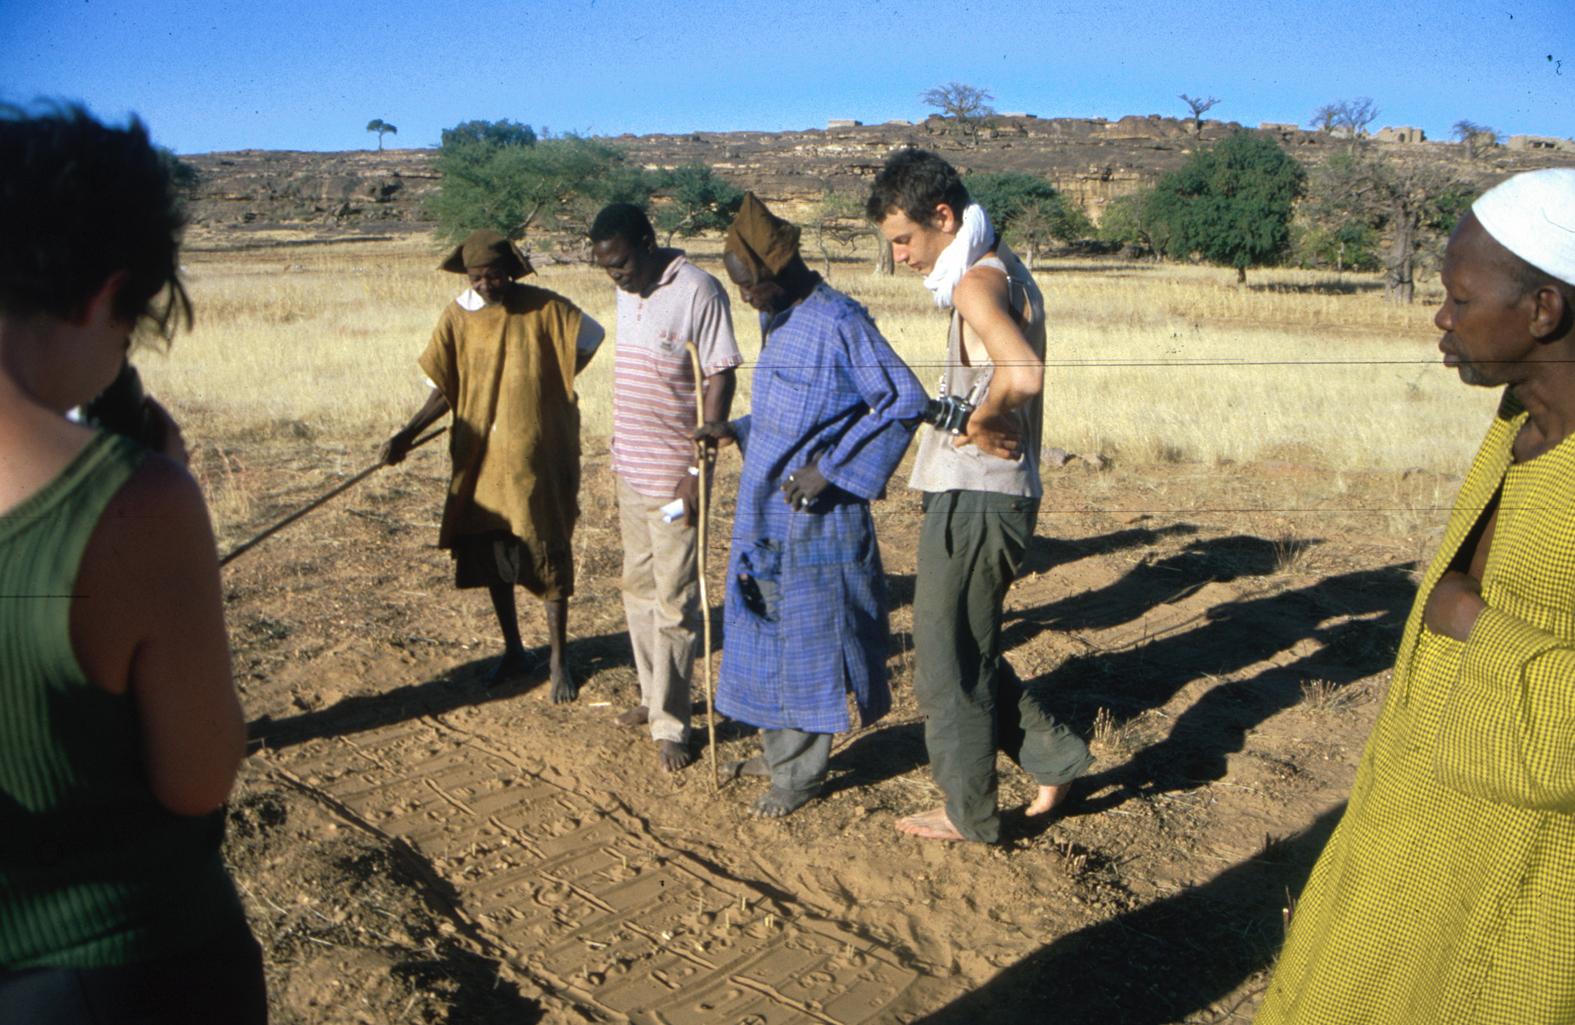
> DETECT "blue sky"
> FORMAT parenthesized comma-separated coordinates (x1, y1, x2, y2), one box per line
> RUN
(2, 0, 1570, 155)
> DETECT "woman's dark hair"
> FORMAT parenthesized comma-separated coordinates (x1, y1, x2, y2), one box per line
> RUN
(865, 148, 970, 228)
(0, 104, 191, 342)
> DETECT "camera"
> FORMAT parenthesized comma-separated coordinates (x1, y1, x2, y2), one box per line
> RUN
(921, 394, 974, 435)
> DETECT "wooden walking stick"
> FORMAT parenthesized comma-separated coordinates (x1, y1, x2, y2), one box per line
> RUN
(219, 426, 447, 567)
(685, 342, 721, 788)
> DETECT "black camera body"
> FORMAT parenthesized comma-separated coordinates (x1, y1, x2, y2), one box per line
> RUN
(921, 394, 974, 435)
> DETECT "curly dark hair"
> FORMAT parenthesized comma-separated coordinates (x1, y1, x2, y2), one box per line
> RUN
(864, 148, 970, 228)
(589, 202, 656, 247)
(0, 104, 191, 342)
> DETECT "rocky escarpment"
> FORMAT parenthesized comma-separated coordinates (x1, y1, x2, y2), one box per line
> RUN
(178, 114, 1572, 250)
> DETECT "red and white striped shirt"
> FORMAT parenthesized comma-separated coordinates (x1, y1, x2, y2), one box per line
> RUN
(611, 253, 742, 498)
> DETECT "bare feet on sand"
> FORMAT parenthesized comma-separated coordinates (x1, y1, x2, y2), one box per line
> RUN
(722, 755, 769, 781)
(1025, 782, 1072, 817)
(613, 706, 649, 727)
(750, 787, 818, 818)
(895, 806, 966, 841)
(548, 655, 577, 704)
(481, 648, 536, 688)
(658, 740, 692, 773)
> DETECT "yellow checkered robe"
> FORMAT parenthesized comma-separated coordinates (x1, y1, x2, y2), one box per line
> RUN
(1258, 391, 1575, 1024)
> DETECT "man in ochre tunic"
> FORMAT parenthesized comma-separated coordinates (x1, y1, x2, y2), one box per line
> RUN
(383, 231, 603, 701)
(1258, 169, 1575, 1023)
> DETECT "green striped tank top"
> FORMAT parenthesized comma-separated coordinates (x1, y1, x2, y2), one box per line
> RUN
(0, 432, 244, 970)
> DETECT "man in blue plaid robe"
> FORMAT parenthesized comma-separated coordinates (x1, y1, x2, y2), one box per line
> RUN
(699, 194, 928, 818)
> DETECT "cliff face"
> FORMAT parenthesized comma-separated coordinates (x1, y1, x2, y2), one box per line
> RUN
(180, 148, 441, 249)
(177, 116, 1574, 250)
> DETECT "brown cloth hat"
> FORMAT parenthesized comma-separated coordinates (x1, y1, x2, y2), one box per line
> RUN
(439, 230, 534, 279)
(724, 193, 800, 281)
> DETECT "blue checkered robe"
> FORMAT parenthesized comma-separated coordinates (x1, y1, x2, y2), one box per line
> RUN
(715, 283, 927, 734)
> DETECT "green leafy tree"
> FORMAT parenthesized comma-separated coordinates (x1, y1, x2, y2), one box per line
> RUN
(813, 189, 890, 276)
(1292, 216, 1381, 273)
(440, 119, 536, 150)
(1148, 131, 1306, 282)
(965, 172, 1091, 265)
(365, 119, 398, 150)
(1096, 189, 1165, 255)
(429, 120, 652, 241)
(654, 164, 744, 244)
(921, 81, 996, 148)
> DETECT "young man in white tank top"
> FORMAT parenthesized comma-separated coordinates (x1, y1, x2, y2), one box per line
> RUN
(868, 149, 1092, 844)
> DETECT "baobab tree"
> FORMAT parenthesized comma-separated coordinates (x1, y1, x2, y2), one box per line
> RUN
(1178, 94, 1220, 133)
(921, 82, 996, 148)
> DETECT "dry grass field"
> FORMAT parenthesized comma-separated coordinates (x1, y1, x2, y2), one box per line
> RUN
(152, 235, 1490, 1024)
(146, 235, 1495, 497)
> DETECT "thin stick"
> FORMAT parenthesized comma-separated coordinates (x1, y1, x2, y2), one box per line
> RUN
(218, 426, 447, 567)
(685, 343, 721, 789)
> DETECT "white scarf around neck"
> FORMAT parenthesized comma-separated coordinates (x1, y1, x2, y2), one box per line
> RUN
(923, 202, 994, 309)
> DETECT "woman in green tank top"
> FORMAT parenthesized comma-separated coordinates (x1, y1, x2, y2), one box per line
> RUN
(0, 107, 266, 1023)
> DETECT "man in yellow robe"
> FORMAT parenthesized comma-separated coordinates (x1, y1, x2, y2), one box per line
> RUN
(1258, 169, 1575, 1022)
(383, 231, 603, 701)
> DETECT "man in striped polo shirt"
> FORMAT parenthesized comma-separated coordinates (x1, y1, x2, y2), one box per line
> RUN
(591, 204, 742, 773)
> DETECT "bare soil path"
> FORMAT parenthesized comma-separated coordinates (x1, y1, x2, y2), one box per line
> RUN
(207, 429, 1452, 1024)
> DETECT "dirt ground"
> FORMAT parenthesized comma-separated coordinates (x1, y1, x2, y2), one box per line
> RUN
(202, 423, 1454, 1025)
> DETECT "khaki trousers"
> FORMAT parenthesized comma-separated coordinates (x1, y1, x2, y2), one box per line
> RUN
(617, 476, 698, 743)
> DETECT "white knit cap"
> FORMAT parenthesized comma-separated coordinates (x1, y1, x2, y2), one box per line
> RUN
(1472, 168, 1575, 286)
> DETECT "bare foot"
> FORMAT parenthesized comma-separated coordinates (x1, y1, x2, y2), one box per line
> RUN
(723, 755, 770, 781)
(482, 649, 536, 688)
(1025, 782, 1072, 817)
(895, 806, 966, 841)
(657, 740, 693, 773)
(548, 657, 577, 704)
(750, 786, 818, 818)
(613, 706, 649, 727)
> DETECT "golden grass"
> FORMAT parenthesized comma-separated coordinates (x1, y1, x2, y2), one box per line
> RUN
(139, 233, 1498, 475)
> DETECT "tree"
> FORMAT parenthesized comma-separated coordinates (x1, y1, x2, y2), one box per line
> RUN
(1097, 189, 1165, 256)
(1292, 214, 1381, 273)
(1309, 98, 1379, 150)
(653, 164, 743, 244)
(440, 119, 536, 150)
(921, 82, 996, 148)
(964, 172, 1092, 266)
(1179, 94, 1220, 133)
(1303, 150, 1477, 302)
(1452, 120, 1499, 160)
(429, 119, 653, 241)
(365, 119, 398, 151)
(812, 189, 891, 276)
(1148, 131, 1307, 283)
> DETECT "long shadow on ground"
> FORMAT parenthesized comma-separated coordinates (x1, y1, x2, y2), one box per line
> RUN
(885, 524, 1198, 616)
(248, 627, 635, 751)
(913, 806, 1342, 1025)
(1008, 550, 1413, 810)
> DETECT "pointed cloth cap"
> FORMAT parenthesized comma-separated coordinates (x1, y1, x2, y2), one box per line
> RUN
(1472, 168, 1575, 286)
(440, 230, 534, 279)
(724, 193, 800, 281)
